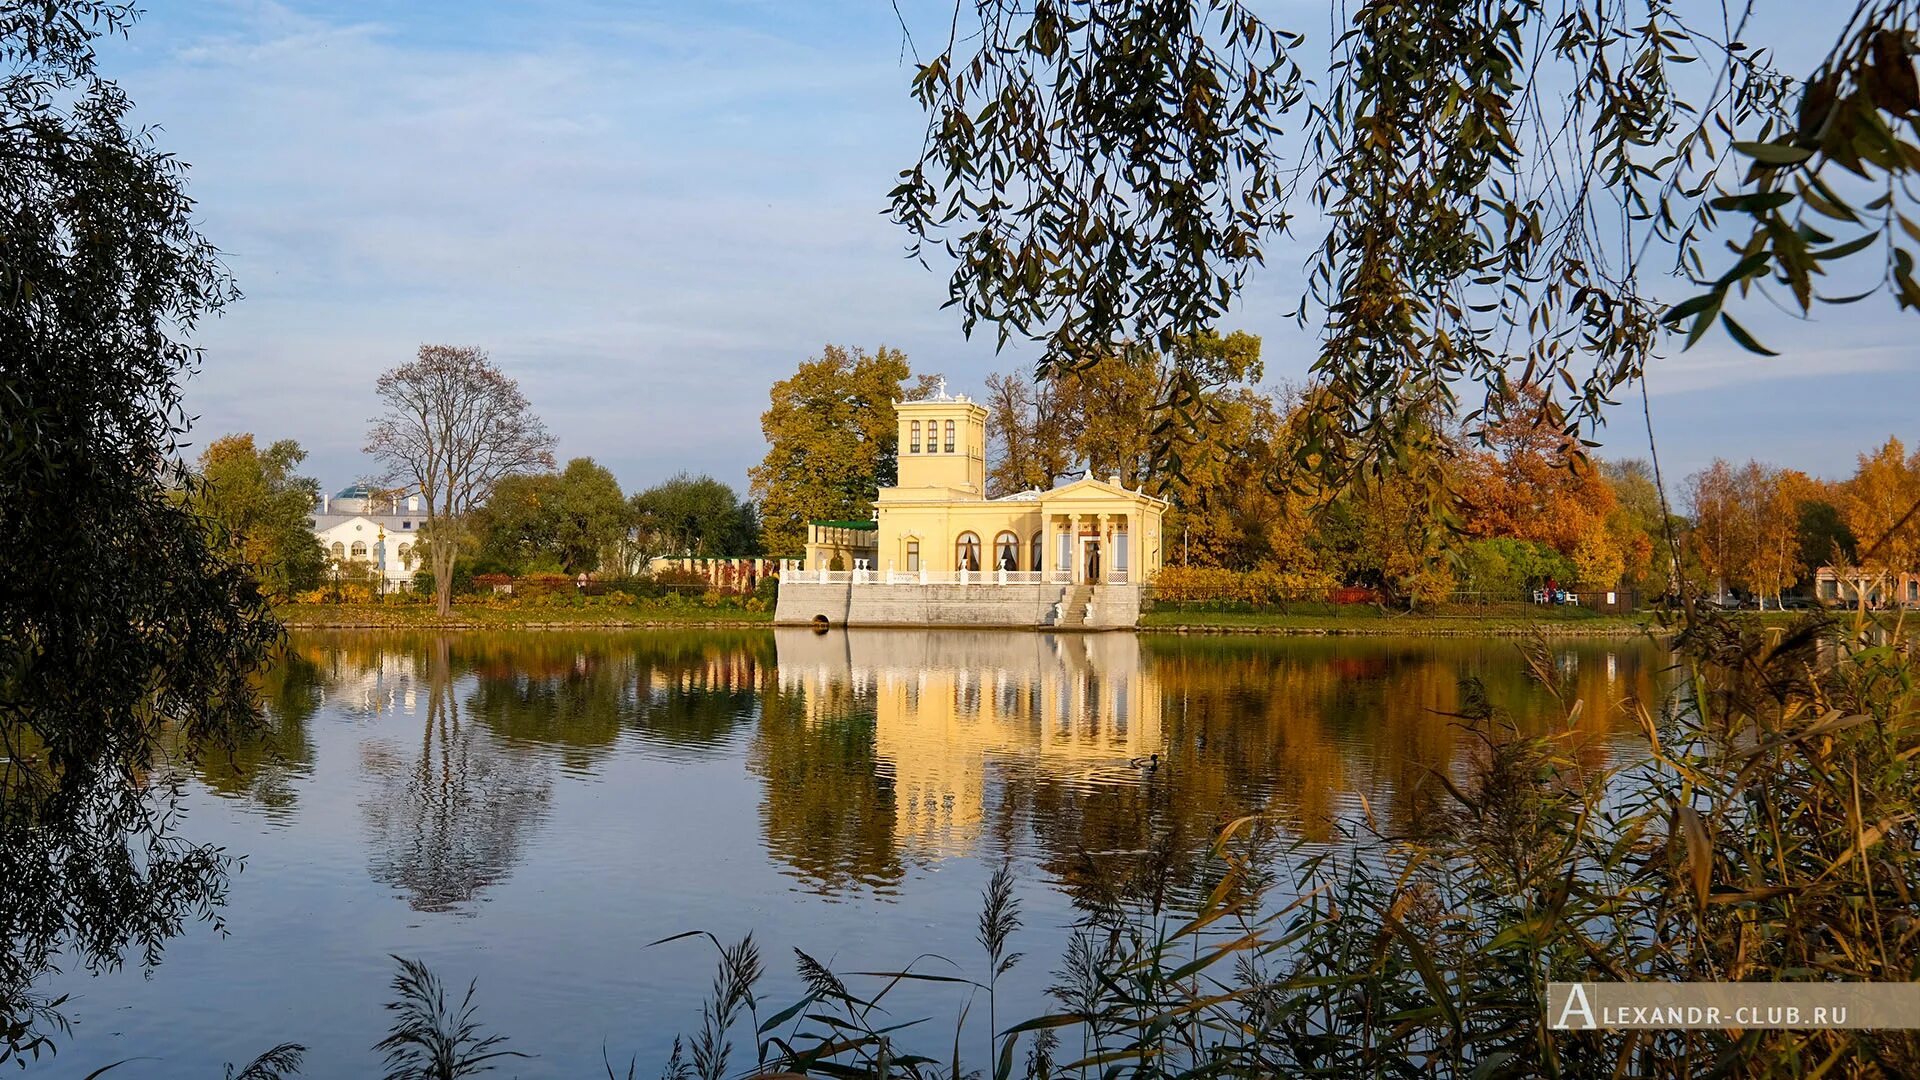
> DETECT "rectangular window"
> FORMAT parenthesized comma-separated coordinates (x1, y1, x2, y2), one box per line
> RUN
(906, 541, 920, 572)
(909, 421, 920, 454)
(944, 420, 955, 453)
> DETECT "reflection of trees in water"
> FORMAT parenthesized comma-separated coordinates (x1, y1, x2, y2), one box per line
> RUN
(994, 638, 1665, 911)
(206, 629, 765, 913)
(4, 650, 333, 1058)
(461, 630, 774, 761)
(759, 631, 1665, 907)
(0, 772, 232, 1062)
(749, 684, 905, 895)
(1143, 637, 1661, 837)
(299, 630, 771, 766)
(188, 645, 324, 815)
(347, 630, 777, 912)
(362, 638, 552, 913)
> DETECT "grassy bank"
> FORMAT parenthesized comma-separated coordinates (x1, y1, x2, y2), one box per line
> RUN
(1142, 604, 1688, 636)
(278, 601, 1820, 636)
(277, 602, 774, 630)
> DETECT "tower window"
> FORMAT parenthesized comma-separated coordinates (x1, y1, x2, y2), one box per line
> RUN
(944, 420, 955, 453)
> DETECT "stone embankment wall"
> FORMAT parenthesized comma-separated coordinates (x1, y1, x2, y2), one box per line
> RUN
(774, 582, 1144, 629)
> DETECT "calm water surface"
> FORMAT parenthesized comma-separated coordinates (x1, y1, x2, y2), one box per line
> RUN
(43, 628, 1669, 1076)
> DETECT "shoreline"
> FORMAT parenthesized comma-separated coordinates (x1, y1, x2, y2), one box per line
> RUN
(276, 604, 775, 631)
(1140, 622, 1673, 638)
(278, 603, 1691, 637)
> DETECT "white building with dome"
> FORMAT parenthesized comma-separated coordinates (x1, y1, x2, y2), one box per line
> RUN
(309, 485, 425, 591)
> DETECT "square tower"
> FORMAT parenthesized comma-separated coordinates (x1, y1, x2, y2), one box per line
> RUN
(895, 395, 988, 495)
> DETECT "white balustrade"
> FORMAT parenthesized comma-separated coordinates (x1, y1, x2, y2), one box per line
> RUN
(781, 561, 1068, 588)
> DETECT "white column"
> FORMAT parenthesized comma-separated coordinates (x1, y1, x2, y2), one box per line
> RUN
(1069, 514, 1082, 583)
(1096, 514, 1109, 583)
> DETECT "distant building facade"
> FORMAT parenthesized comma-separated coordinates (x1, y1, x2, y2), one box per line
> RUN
(310, 484, 425, 592)
(1815, 565, 1920, 609)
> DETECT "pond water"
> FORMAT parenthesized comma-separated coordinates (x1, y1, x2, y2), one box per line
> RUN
(40, 628, 1670, 1076)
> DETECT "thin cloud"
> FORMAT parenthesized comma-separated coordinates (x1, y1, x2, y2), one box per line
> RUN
(98, 1, 1920, 493)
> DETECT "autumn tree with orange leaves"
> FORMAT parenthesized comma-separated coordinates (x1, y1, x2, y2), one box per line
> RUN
(1839, 437, 1920, 606)
(1461, 386, 1624, 586)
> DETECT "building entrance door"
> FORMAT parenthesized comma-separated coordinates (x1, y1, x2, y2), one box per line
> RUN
(1081, 536, 1102, 583)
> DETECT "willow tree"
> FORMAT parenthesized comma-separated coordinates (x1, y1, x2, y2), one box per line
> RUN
(0, 2, 282, 1060)
(366, 346, 556, 614)
(890, 1, 1920, 507)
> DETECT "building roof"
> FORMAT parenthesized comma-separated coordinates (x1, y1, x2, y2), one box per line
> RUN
(311, 512, 417, 532)
(1040, 474, 1170, 506)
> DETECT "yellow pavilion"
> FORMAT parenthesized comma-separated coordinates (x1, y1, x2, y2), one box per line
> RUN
(800, 389, 1167, 586)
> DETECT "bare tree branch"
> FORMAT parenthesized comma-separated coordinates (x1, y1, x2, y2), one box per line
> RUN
(365, 345, 555, 614)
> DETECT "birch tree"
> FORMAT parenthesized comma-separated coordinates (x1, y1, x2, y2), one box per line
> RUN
(366, 345, 556, 614)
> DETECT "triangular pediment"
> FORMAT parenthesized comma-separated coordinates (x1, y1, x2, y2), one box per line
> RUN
(1039, 476, 1166, 506)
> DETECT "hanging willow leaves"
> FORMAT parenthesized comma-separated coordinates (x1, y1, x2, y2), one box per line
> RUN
(2, 1, 279, 1061)
(1665, 3, 1920, 350)
(892, 1, 1915, 488)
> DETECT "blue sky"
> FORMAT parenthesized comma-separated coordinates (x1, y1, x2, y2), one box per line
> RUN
(100, 1, 1916, 495)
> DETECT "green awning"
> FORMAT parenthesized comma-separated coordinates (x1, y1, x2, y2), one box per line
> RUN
(809, 519, 878, 530)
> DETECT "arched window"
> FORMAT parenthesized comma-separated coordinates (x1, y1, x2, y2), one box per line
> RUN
(955, 532, 981, 572)
(909, 420, 920, 454)
(349, 541, 368, 559)
(398, 543, 413, 568)
(1030, 531, 1044, 572)
(944, 420, 956, 453)
(995, 531, 1020, 571)
(331, 541, 346, 559)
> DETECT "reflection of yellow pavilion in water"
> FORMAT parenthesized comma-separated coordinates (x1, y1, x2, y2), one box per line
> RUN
(774, 629, 1164, 856)
(644, 650, 768, 696)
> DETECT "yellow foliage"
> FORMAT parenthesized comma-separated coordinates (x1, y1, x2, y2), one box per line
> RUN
(1152, 564, 1339, 604)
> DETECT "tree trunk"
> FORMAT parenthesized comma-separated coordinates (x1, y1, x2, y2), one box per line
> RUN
(432, 538, 458, 617)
